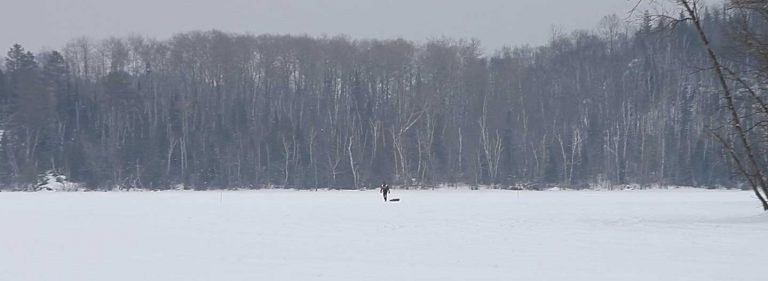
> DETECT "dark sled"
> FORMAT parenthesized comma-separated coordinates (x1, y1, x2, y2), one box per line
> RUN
(389, 198, 400, 202)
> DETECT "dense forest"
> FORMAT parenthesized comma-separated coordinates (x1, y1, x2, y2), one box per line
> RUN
(0, 4, 764, 190)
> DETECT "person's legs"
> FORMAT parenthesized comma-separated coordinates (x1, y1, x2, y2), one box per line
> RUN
(383, 192, 388, 202)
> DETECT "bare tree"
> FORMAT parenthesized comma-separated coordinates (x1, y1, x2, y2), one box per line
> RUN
(667, 0, 768, 210)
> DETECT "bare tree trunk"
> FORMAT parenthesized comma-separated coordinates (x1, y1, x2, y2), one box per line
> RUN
(557, 133, 568, 185)
(569, 129, 582, 186)
(479, 98, 503, 185)
(348, 135, 358, 189)
(282, 135, 291, 187)
(167, 138, 177, 176)
(677, 0, 768, 210)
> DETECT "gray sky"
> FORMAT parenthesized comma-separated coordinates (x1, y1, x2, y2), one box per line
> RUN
(1, 0, 689, 54)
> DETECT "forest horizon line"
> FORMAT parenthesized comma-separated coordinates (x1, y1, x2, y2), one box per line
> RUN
(0, 6, 756, 190)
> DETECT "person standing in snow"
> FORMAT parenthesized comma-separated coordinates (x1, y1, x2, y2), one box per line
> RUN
(380, 181, 390, 202)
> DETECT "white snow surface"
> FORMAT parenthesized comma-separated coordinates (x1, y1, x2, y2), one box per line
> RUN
(0, 189, 766, 281)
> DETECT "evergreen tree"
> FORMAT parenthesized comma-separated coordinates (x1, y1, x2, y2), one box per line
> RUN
(41, 51, 69, 173)
(640, 11, 653, 34)
(5, 44, 37, 113)
(0, 68, 6, 116)
(4, 44, 55, 184)
(0, 68, 7, 187)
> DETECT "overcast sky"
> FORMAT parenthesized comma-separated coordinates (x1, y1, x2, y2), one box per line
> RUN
(1, 0, 704, 54)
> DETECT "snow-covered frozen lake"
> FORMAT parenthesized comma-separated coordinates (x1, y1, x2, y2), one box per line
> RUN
(0, 189, 766, 281)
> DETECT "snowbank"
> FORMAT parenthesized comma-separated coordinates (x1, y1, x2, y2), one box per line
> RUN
(36, 171, 83, 192)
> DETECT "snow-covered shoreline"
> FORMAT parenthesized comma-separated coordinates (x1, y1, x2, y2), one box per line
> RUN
(6, 183, 749, 193)
(2, 179, 748, 193)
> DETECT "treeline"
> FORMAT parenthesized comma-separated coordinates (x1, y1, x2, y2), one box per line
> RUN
(0, 7, 760, 189)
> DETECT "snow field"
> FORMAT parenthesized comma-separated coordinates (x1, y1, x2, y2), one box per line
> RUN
(0, 189, 765, 281)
